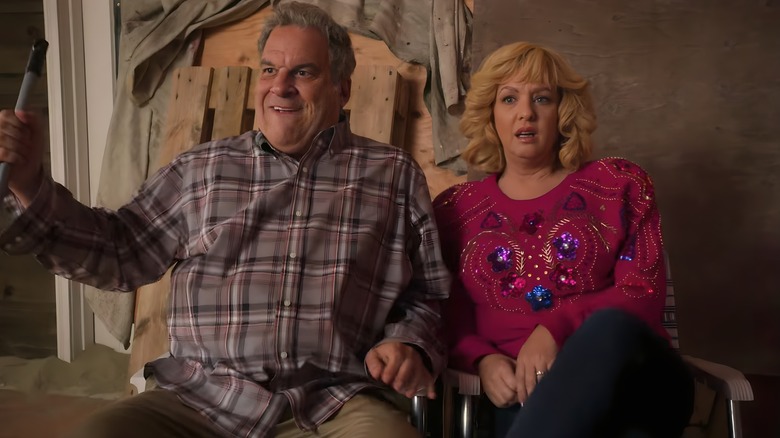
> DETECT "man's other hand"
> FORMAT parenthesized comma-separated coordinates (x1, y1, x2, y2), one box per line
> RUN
(365, 342, 436, 399)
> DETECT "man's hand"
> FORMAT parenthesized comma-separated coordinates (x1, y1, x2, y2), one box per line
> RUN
(365, 342, 436, 399)
(477, 353, 517, 407)
(0, 110, 44, 205)
(515, 324, 558, 404)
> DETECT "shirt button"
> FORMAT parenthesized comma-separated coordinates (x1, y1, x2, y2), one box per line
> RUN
(280, 351, 288, 359)
(295, 210, 302, 217)
(283, 299, 291, 307)
(301, 166, 308, 173)
(289, 252, 296, 259)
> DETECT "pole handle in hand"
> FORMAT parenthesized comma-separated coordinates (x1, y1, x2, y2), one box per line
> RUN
(0, 39, 48, 199)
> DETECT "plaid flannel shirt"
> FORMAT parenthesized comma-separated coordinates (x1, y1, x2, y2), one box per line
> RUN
(0, 120, 450, 437)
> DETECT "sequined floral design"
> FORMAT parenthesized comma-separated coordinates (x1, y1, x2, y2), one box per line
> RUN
(525, 285, 553, 311)
(612, 159, 655, 201)
(619, 234, 637, 261)
(563, 192, 586, 211)
(500, 272, 526, 298)
(481, 212, 502, 229)
(643, 179, 655, 201)
(521, 211, 544, 234)
(613, 158, 635, 174)
(551, 264, 577, 289)
(553, 232, 579, 260)
(487, 246, 513, 272)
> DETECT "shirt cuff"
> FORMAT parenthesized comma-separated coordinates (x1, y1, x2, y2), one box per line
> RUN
(406, 342, 434, 373)
(539, 315, 577, 348)
(450, 335, 502, 374)
(0, 176, 56, 255)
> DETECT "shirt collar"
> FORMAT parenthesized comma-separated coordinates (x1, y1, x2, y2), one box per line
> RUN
(253, 111, 351, 158)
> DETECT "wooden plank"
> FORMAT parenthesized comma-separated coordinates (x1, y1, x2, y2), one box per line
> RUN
(347, 65, 399, 145)
(0, 301, 57, 358)
(198, 8, 273, 67)
(127, 68, 215, 394)
(151, 67, 214, 174)
(0, 12, 45, 74)
(0, 47, 40, 75)
(0, 73, 47, 95)
(0, 12, 44, 43)
(0, 0, 43, 14)
(247, 68, 260, 112)
(210, 66, 252, 140)
(0, 253, 55, 304)
(127, 272, 170, 395)
(0, 73, 47, 109)
(0, 93, 47, 110)
(392, 73, 410, 151)
(0, 302, 57, 329)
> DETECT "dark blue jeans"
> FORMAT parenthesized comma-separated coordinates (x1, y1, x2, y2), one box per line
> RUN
(494, 403, 522, 438)
(502, 308, 693, 438)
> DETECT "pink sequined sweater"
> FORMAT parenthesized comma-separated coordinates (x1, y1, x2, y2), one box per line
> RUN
(433, 157, 669, 373)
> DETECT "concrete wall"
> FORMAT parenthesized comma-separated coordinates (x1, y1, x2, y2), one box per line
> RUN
(472, 0, 780, 375)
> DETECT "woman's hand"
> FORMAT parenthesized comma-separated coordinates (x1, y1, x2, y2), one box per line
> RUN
(515, 324, 558, 404)
(477, 353, 517, 407)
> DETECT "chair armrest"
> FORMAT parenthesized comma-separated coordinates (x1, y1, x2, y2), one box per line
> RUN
(129, 366, 147, 395)
(444, 368, 482, 396)
(410, 395, 427, 434)
(682, 355, 754, 401)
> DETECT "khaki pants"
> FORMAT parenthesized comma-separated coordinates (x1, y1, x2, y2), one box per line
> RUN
(68, 389, 420, 438)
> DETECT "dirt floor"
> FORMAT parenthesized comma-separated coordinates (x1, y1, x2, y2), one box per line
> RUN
(0, 344, 129, 438)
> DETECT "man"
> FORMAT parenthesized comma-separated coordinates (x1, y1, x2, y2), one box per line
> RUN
(0, 3, 450, 437)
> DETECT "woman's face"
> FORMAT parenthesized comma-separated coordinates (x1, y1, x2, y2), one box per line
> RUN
(492, 72, 560, 169)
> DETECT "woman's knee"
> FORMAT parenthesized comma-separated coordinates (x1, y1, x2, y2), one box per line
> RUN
(581, 308, 652, 342)
(563, 308, 667, 365)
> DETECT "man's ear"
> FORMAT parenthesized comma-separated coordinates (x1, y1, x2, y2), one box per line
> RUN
(339, 78, 351, 107)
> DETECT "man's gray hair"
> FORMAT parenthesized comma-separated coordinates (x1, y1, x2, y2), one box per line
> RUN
(257, 2, 356, 84)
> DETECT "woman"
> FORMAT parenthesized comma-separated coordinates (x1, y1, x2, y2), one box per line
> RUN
(433, 42, 694, 438)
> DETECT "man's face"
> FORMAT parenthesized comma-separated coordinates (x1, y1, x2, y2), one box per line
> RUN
(253, 26, 350, 159)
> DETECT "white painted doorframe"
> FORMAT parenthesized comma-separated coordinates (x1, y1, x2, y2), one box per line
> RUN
(42, 0, 119, 361)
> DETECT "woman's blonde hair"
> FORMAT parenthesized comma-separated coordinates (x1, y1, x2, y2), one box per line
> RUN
(460, 42, 597, 173)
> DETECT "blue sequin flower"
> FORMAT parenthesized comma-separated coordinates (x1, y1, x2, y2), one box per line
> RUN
(553, 232, 579, 260)
(487, 246, 513, 272)
(499, 272, 526, 298)
(525, 285, 553, 311)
